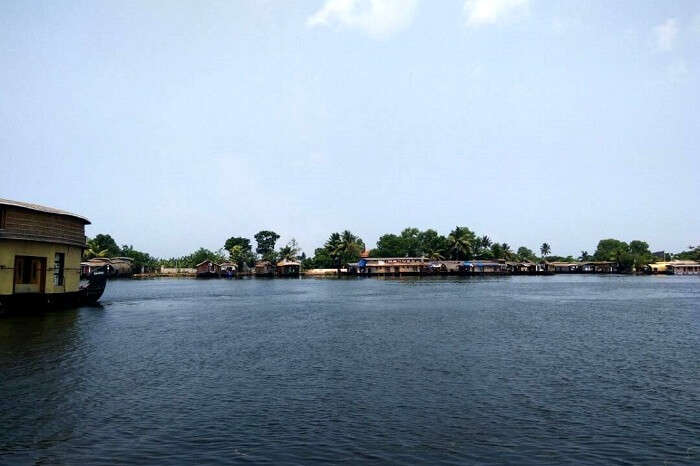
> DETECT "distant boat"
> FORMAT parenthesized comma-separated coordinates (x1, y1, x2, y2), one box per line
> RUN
(254, 260, 275, 277)
(276, 259, 301, 277)
(195, 260, 221, 278)
(219, 262, 238, 278)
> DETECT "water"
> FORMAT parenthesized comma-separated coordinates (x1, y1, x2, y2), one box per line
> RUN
(1, 275, 698, 465)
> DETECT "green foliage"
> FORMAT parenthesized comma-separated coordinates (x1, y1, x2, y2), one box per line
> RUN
(419, 229, 449, 259)
(278, 238, 301, 261)
(371, 228, 451, 259)
(372, 233, 404, 257)
(593, 239, 628, 261)
(120, 244, 158, 271)
(593, 238, 653, 271)
(254, 230, 280, 260)
(447, 226, 475, 260)
(540, 242, 551, 258)
(673, 245, 700, 261)
(305, 231, 364, 269)
(85, 234, 121, 259)
(490, 243, 504, 259)
(303, 246, 335, 269)
(398, 228, 421, 257)
(160, 247, 226, 268)
(224, 236, 255, 267)
(517, 246, 537, 261)
(228, 245, 256, 268)
(224, 236, 252, 253)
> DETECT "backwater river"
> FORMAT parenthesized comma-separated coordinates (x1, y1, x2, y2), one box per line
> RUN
(1, 275, 698, 464)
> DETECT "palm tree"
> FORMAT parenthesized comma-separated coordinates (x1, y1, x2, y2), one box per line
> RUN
(540, 242, 551, 259)
(427, 251, 445, 260)
(502, 243, 514, 260)
(580, 250, 590, 261)
(325, 232, 343, 272)
(448, 227, 474, 260)
(340, 230, 364, 262)
(279, 239, 300, 261)
(84, 239, 109, 259)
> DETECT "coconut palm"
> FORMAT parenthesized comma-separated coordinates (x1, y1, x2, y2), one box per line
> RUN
(324, 232, 343, 271)
(502, 243, 514, 260)
(278, 239, 300, 261)
(427, 251, 445, 260)
(448, 226, 474, 260)
(580, 250, 590, 261)
(339, 230, 364, 262)
(84, 239, 109, 259)
(540, 242, 551, 259)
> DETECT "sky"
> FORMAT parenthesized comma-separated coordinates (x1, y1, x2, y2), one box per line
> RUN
(1, 0, 698, 258)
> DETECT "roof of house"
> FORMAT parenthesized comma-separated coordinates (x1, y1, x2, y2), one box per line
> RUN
(0, 198, 91, 224)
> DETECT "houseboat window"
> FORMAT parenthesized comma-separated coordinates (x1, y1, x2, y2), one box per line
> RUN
(54, 253, 65, 286)
(0, 207, 5, 228)
(14, 256, 42, 285)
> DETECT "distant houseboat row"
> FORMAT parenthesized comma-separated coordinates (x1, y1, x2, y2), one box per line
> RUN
(89, 256, 700, 278)
(195, 259, 301, 278)
(345, 257, 699, 276)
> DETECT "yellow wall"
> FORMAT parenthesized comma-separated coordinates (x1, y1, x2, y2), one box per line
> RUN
(648, 263, 669, 273)
(0, 239, 82, 295)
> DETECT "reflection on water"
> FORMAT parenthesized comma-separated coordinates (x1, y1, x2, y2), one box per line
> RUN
(1, 275, 698, 464)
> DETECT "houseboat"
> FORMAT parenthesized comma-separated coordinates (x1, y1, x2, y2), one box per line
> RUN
(254, 260, 275, 277)
(219, 261, 238, 278)
(80, 256, 134, 277)
(579, 261, 618, 273)
(109, 257, 134, 277)
(645, 261, 700, 275)
(81, 257, 114, 276)
(350, 257, 429, 276)
(459, 260, 507, 275)
(0, 198, 106, 310)
(195, 260, 221, 278)
(276, 259, 301, 277)
(545, 261, 580, 273)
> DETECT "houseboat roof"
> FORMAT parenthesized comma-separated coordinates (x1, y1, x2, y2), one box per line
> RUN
(463, 261, 503, 266)
(0, 198, 91, 224)
(652, 260, 699, 266)
(277, 259, 300, 266)
(195, 260, 216, 267)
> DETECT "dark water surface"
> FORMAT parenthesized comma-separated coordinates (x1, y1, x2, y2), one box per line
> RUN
(1, 276, 698, 465)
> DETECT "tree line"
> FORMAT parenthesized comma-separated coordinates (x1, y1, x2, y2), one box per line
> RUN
(84, 229, 698, 273)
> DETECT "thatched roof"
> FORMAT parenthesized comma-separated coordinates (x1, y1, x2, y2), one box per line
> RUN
(277, 259, 300, 267)
(0, 198, 90, 224)
(195, 260, 216, 267)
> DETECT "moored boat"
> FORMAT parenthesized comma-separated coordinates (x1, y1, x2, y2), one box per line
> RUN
(0, 198, 107, 311)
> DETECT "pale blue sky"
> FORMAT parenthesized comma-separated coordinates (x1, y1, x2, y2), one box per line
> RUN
(1, 1, 698, 258)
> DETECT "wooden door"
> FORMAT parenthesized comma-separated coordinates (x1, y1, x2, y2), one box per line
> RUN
(13, 256, 46, 294)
